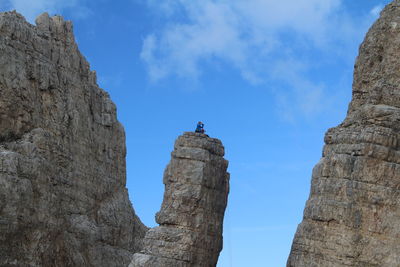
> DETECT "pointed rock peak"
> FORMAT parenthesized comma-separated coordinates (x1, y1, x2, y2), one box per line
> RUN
(350, 0, 400, 113)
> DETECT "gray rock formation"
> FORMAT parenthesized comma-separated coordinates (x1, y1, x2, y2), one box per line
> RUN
(131, 132, 230, 267)
(0, 11, 147, 266)
(287, 1, 400, 266)
(0, 11, 229, 267)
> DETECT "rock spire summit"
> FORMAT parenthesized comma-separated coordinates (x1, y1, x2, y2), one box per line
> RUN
(131, 132, 230, 267)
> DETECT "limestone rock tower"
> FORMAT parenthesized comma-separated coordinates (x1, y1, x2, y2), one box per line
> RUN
(288, 1, 400, 266)
(131, 132, 230, 267)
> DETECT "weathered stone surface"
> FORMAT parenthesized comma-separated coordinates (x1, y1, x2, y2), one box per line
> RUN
(287, 1, 400, 266)
(0, 11, 147, 266)
(130, 132, 230, 267)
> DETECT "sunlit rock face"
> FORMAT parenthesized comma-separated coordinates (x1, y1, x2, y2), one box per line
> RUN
(0, 11, 230, 267)
(0, 11, 147, 266)
(131, 132, 230, 267)
(288, 1, 400, 266)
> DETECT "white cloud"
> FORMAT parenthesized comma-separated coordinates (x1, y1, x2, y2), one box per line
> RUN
(141, 0, 355, 83)
(270, 58, 326, 120)
(370, 4, 384, 17)
(141, 1, 252, 81)
(141, 0, 383, 119)
(5, 0, 90, 23)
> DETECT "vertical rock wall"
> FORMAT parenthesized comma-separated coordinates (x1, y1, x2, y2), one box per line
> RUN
(131, 132, 230, 267)
(288, 1, 400, 266)
(0, 11, 147, 266)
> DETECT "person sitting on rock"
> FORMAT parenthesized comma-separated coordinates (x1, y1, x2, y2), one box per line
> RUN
(195, 121, 205, 134)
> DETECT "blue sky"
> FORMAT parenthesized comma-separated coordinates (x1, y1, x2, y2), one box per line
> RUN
(0, 0, 393, 266)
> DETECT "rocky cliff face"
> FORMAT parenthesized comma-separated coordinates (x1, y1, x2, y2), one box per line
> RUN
(0, 11, 229, 267)
(287, 1, 400, 266)
(0, 11, 147, 266)
(131, 132, 230, 267)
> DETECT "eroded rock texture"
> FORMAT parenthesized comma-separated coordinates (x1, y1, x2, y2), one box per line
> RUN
(131, 132, 230, 267)
(0, 11, 147, 266)
(288, 1, 400, 266)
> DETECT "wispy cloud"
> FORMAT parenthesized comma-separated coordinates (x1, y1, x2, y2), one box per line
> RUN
(141, 0, 383, 119)
(140, 0, 366, 83)
(4, 0, 90, 23)
(370, 4, 384, 17)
